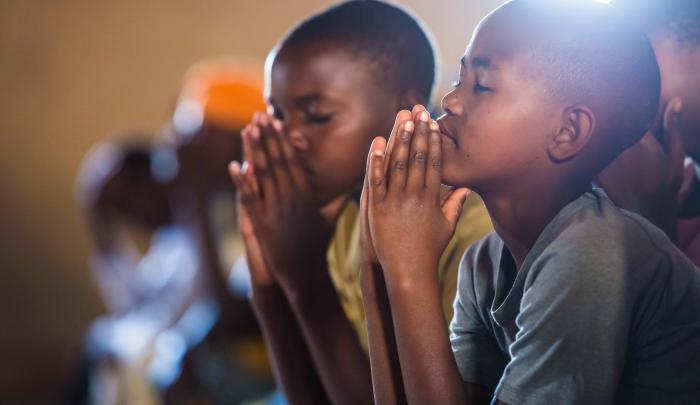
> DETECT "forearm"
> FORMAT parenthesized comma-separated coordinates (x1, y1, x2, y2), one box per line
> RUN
(281, 264, 374, 405)
(250, 285, 330, 405)
(383, 262, 467, 405)
(187, 194, 236, 302)
(182, 194, 256, 331)
(359, 262, 407, 405)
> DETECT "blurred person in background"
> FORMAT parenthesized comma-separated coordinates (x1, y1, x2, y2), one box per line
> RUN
(70, 59, 278, 404)
(73, 137, 212, 404)
(597, 0, 700, 266)
(163, 58, 280, 404)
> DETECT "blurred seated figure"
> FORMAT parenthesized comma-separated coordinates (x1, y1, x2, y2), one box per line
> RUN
(74, 138, 218, 404)
(71, 58, 277, 405)
(161, 57, 267, 297)
(158, 58, 280, 404)
(79, 140, 181, 313)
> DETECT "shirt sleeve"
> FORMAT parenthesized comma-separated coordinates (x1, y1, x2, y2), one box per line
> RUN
(450, 245, 508, 390)
(494, 242, 634, 405)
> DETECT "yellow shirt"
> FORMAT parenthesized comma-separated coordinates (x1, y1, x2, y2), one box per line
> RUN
(326, 193, 493, 353)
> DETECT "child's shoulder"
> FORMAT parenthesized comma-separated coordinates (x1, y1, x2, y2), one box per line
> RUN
(552, 189, 674, 259)
(531, 189, 696, 288)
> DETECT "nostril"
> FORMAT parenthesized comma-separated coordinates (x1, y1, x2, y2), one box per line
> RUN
(441, 90, 461, 117)
(288, 130, 310, 151)
(441, 100, 454, 117)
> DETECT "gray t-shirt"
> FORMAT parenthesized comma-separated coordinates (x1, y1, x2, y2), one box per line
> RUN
(450, 189, 700, 405)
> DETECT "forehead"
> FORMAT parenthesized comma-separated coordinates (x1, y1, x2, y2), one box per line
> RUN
(465, 7, 533, 67)
(267, 45, 378, 102)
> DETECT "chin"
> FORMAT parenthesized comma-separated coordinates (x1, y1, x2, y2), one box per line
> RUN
(312, 182, 342, 206)
(441, 165, 472, 189)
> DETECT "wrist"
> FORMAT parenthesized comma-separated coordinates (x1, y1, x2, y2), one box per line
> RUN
(381, 258, 441, 295)
(272, 253, 327, 292)
(384, 271, 442, 315)
(360, 260, 381, 274)
(281, 267, 339, 318)
(359, 261, 384, 299)
(249, 283, 286, 310)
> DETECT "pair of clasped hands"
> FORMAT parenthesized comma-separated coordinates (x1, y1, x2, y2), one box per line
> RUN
(229, 104, 469, 292)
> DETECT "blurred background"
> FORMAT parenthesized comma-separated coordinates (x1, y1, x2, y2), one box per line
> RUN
(0, 0, 502, 402)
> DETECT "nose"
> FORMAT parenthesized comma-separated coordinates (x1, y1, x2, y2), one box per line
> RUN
(441, 88, 462, 117)
(284, 119, 310, 151)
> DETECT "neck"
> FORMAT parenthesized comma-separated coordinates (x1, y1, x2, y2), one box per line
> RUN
(479, 179, 591, 269)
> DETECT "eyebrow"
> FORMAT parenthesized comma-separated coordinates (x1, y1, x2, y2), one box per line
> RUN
(297, 94, 322, 104)
(268, 94, 324, 108)
(295, 94, 332, 111)
(460, 56, 497, 70)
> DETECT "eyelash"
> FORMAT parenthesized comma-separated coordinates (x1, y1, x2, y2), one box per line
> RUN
(452, 79, 491, 94)
(306, 113, 333, 124)
(270, 107, 284, 120)
(270, 108, 332, 125)
(474, 82, 491, 93)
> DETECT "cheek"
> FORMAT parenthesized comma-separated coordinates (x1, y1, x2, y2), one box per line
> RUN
(310, 126, 374, 187)
(442, 100, 548, 185)
(455, 101, 525, 157)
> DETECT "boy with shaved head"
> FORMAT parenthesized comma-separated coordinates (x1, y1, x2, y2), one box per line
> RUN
(360, 1, 700, 404)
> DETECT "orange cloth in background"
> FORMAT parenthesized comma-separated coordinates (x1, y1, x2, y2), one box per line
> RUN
(178, 59, 266, 131)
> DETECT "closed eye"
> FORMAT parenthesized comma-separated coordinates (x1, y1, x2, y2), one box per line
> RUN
(306, 113, 333, 125)
(270, 106, 284, 121)
(474, 82, 491, 93)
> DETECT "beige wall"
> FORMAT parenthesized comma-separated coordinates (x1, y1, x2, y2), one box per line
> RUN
(0, 0, 502, 398)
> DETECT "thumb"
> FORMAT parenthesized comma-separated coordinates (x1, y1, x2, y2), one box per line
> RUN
(441, 187, 470, 227)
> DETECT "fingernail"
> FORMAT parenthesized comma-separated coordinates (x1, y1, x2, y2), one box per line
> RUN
(404, 120, 414, 131)
(229, 161, 240, 173)
(372, 150, 384, 157)
(419, 110, 430, 122)
(429, 120, 439, 131)
(241, 161, 249, 174)
(272, 119, 283, 132)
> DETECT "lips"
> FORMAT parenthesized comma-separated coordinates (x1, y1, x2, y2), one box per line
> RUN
(437, 119, 458, 146)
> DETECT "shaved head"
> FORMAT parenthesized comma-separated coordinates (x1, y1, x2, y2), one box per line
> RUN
(481, 0, 660, 156)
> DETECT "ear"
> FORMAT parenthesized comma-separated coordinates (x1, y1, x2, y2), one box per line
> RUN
(398, 89, 427, 112)
(548, 104, 595, 162)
